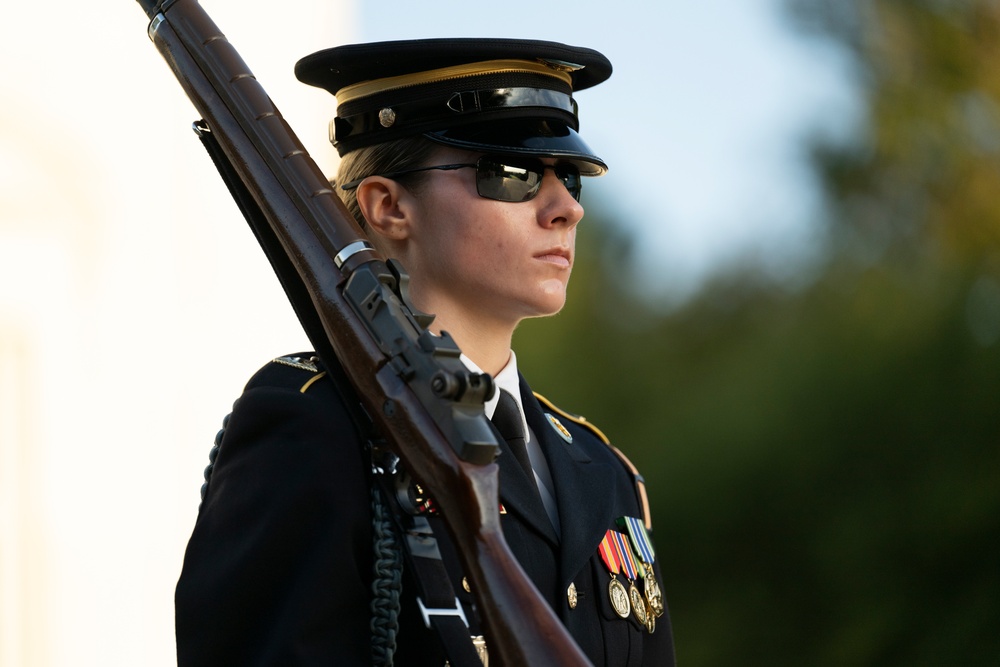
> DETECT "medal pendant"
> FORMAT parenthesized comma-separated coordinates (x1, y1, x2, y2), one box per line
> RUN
(629, 583, 647, 626)
(608, 576, 631, 619)
(645, 603, 656, 634)
(644, 566, 665, 618)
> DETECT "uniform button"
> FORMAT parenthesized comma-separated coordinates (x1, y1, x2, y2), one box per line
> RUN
(567, 582, 578, 609)
(462, 577, 471, 593)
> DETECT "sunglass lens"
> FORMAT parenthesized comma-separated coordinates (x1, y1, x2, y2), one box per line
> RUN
(476, 157, 541, 202)
(557, 165, 582, 201)
(475, 157, 583, 202)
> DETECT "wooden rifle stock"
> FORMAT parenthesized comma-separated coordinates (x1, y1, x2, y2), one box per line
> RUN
(135, 0, 592, 664)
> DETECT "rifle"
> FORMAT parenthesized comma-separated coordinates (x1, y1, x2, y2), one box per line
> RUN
(134, 0, 593, 664)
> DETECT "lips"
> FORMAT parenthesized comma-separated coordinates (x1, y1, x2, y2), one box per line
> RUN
(535, 247, 572, 268)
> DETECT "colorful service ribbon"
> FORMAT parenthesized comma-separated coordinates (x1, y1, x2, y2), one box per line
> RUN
(611, 529, 638, 580)
(618, 515, 656, 565)
(598, 530, 622, 575)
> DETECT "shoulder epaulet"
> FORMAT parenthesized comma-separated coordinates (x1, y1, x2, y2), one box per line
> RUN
(271, 355, 328, 393)
(533, 391, 652, 530)
(533, 391, 611, 443)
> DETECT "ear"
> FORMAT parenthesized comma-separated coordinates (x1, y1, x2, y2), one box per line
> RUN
(356, 177, 414, 243)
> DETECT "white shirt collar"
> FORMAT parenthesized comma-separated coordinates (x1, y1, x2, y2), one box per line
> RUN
(462, 350, 526, 433)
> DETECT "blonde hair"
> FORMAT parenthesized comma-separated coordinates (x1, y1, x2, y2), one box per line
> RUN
(334, 135, 439, 230)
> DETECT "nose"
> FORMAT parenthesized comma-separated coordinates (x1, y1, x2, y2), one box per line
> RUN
(537, 168, 584, 228)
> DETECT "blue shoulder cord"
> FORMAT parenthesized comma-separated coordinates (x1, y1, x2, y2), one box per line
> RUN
(199, 416, 227, 507)
(369, 476, 403, 665)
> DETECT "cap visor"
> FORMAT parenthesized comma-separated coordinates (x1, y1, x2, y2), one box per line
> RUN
(425, 120, 607, 176)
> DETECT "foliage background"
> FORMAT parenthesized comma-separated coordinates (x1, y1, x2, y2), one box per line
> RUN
(514, 1, 1000, 664)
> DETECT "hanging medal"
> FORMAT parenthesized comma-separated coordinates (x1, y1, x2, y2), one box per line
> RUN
(611, 529, 651, 631)
(618, 516, 665, 618)
(598, 531, 631, 619)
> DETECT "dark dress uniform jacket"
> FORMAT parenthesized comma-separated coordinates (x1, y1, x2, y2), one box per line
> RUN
(176, 357, 675, 666)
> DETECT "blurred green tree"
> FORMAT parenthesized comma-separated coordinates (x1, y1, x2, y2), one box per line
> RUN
(514, 1, 1000, 665)
(791, 0, 1000, 266)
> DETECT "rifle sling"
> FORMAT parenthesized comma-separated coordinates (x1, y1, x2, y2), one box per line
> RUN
(372, 474, 484, 667)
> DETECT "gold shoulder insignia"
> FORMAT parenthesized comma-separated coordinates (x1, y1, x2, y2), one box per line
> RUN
(272, 355, 320, 372)
(271, 355, 327, 393)
(533, 391, 653, 531)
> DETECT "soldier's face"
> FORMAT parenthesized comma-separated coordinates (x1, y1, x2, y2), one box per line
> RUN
(401, 148, 585, 331)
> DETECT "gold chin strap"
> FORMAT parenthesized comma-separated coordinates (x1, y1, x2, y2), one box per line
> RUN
(336, 59, 574, 105)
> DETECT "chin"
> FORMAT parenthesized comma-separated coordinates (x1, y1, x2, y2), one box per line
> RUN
(527, 292, 568, 319)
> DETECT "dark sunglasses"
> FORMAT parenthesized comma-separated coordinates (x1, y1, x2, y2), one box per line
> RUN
(339, 155, 582, 202)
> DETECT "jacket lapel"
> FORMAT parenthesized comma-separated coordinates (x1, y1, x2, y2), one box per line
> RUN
(493, 413, 560, 546)
(519, 377, 618, 584)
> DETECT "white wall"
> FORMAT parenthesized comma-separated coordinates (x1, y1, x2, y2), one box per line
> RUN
(0, 2, 354, 664)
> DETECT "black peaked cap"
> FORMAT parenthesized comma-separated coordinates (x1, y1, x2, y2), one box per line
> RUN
(295, 38, 612, 173)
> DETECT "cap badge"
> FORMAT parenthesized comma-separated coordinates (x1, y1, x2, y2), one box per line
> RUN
(545, 412, 573, 443)
(378, 107, 396, 127)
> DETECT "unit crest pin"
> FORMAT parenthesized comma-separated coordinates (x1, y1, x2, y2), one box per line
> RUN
(545, 412, 573, 443)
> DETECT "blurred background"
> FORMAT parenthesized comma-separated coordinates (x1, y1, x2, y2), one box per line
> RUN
(2, 0, 998, 665)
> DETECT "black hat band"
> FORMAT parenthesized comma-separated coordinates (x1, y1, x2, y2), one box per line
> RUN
(331, 86, 578, 149)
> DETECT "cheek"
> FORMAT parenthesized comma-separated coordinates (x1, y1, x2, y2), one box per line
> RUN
(453, 208, 520, 264)
(416, 210, 498, 281)
(412, 193, 530, 286)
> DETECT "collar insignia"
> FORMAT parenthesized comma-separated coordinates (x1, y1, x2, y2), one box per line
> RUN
(545, 412, 573, 443)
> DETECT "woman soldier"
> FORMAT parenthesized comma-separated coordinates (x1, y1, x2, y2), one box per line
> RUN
(175, 39, 675, 666)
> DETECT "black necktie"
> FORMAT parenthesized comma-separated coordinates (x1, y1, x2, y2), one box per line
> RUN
(492, 389, 535, 482)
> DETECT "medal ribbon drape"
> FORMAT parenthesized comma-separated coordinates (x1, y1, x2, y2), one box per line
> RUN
(610, 529, 650, 628)
(611, 530, 638, 580)
(619, 516, 656, 564)
(617, 516, 665, 619)
(598, 531, 622, 574)
(599, 530, 631, 619)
